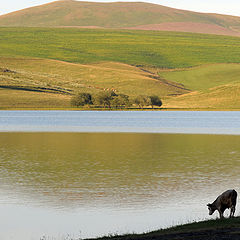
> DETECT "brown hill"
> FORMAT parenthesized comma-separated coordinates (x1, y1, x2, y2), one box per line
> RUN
(0, 0, 240, 36)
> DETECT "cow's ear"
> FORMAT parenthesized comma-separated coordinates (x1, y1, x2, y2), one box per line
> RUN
(207, 203, 211, 207)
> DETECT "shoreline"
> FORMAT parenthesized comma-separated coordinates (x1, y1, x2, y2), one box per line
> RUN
(0, 107, 240, 111)
(86, 217, 240, 240)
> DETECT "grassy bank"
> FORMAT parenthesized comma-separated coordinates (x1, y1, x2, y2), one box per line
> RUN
(89, 217, 240, 240)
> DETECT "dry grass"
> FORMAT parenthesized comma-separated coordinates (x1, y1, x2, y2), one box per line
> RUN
(0, 57, 187, 108)
(0, 88, 70, 108)
(1, 58, 240, 109)
(164, 83, 240, 109)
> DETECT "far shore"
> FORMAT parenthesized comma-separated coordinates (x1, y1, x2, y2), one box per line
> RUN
(0, 107, 240, 111)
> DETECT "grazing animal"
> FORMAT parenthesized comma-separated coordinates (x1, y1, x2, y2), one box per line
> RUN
(207, 189, 237, 218)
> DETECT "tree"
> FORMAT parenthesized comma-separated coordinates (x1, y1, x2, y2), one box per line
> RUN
(71, 92, 92, 107)
(149, 95, 162, 108)
(94, 91, 116, 108)
(133, 95, 151, 109)
(111, 94, 130, 108)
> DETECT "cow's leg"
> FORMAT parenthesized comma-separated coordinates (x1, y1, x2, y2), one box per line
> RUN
(230, 206, 235, 218)
(218, 210, 224, 219)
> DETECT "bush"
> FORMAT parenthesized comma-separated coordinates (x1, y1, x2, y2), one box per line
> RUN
(149, 95, 162, 108)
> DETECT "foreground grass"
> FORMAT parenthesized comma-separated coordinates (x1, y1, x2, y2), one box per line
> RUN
(89, 217, 240, 240)
(1, 27, 240, 69)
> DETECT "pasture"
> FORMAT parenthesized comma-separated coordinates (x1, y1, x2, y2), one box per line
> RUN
(1, 27, 240, 68)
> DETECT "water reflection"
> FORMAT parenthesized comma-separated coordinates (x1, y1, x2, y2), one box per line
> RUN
(0, 133, 240, 239)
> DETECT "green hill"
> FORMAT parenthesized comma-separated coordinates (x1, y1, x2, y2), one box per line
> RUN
(1, 1, 240, 36)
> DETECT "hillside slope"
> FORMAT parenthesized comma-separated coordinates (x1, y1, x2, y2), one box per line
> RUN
(0, 57, 188, 108)
(1, 1, 240, 36)
(1, 56, 240, 109)
(1, 28, 240, 69)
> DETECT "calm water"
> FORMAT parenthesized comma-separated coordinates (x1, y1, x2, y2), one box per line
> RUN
(0, 110, 240, 134)
(0, 111, 240, 240)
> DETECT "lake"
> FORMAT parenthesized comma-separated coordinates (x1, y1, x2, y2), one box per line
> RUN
(0, 110, 240, 134)
(0, 111, 240, 240)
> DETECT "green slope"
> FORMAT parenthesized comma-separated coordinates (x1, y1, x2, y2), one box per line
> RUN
(161, 64, 240, 109)
(1, 27, 240, 69)
(160, 64, 240, 91)
(0, 0, 240, 33)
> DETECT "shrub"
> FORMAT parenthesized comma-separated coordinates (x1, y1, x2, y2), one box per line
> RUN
(149, 95, 162, 108)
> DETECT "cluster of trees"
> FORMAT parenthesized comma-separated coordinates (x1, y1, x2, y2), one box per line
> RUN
(71, 91, 162, 109)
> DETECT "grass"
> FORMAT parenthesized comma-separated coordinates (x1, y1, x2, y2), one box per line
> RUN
(0, 56, 188, 108)
(164, 83, 240, 109)
(1, 57, 240, 109)
(1, 27, 240, 69)
(87, 217, 240, 240)
(159, 63, 240, 92)
(0, 27, 240, 109)
(159, 64, 240, 109)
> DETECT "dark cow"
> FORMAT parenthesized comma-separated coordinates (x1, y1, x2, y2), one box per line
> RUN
(207, 189, 237, 218)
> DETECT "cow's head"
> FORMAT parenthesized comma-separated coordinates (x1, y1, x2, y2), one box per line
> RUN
(207, 203, 216, 215)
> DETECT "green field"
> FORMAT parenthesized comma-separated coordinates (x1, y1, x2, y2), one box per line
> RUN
(0, 27, 240, 109)
(160, 64, 240, 91)
(1, 27, 240, 68)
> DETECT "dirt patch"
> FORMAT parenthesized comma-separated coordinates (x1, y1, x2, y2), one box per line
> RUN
(59, 25, 104, 29)
(125, 22, 240, 37)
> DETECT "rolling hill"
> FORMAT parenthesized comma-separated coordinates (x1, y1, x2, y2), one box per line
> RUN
(0, 56, 188, 108)
(0, 26, 240, 109)
(1, 0, 240, 36)
(0, 1, 240, 109)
